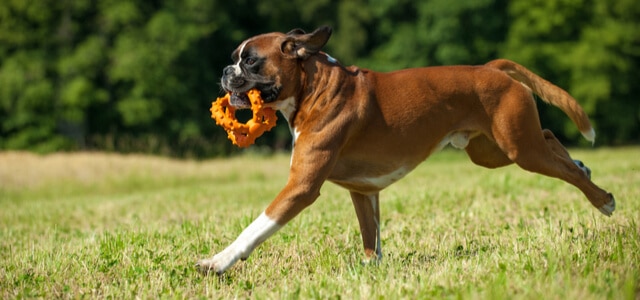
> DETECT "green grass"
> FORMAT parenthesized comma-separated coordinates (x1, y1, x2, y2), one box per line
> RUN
(1, 148, 639, 299)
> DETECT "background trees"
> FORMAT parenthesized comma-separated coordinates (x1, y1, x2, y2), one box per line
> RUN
(1, 0, 638, 157)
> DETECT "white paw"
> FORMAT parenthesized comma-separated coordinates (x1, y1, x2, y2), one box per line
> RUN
(598, 194, 616, 217)
(196, 251, 240, 275)
(196, 212, 282, 275)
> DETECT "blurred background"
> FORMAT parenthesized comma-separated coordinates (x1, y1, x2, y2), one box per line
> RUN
(0, 0, 638, 158)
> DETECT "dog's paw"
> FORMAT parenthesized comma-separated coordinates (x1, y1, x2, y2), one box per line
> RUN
(195, 258, 222, 275)
(195, 251, 239, 275)
(597, 193, 616, 217)
(360, 257, 382, 266)
(360, 251, 383, 266)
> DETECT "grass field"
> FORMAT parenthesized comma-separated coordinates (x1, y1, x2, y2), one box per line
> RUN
(1, 148, 638, 299)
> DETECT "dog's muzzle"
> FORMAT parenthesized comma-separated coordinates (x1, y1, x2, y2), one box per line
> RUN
(221, 66, 252, 108)
(221, 65, 281, 108)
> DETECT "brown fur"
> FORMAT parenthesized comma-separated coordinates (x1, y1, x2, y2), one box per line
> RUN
(262, 28, 613, 258)
(198, 27, 615, 273)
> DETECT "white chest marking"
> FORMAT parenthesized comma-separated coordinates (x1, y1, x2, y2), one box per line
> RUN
(271, 96, 298, 166)
(273, 96, 297, 124)
(289, 128, 301, 167)
(292, 128, 301, 143)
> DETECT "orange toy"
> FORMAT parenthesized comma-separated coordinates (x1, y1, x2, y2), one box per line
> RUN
(210, 89, 278, 148)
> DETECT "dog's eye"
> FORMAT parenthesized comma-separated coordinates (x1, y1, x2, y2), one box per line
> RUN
(244, 57, 257, 66)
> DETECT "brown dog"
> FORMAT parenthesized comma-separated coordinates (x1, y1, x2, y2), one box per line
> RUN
(197, 26, 615, 275)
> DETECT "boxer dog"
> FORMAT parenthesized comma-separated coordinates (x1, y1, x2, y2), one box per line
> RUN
(196, 26, 615, 275)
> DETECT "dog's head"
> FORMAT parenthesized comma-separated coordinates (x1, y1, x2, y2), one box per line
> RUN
(221, 26, 332, 108)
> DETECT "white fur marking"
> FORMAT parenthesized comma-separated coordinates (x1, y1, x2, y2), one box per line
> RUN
(237, 40, 248, 63)
(234, 212, 281, 257)
(290, 128, 301, 167)
(230, 64, 241, 76)
(599, 197, 616, 216)
(201, 212, 281, 273)
(582, 127, 596, 145)
(360, 167, 409, 189)
(293, 128, 301, 144)
(271, 96, 298, 166)
(233, 40, 251, 76)
(273, 96, 297, 124)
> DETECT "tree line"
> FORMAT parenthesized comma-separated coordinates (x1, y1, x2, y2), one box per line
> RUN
(1, 0, 638, 157)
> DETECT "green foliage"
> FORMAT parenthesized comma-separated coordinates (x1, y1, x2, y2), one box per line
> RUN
(0, 0, 638, 156)
(357, 0, 508, 70)
(502, 0, 640, 144)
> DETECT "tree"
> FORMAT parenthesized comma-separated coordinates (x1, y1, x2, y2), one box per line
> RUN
(0, 0, 637, 157)
(502, 0, 640, 145)
(353, 0, 508, 71)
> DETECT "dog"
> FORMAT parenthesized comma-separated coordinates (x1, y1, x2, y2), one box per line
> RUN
(196, 26, 615, 275)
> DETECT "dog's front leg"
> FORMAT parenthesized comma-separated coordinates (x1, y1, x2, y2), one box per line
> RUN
(196, 182, 322, 275)
(195, 211, 282, 275)
(196, 144, 337, 275)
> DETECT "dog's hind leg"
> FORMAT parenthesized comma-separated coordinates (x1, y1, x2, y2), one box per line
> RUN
(350, 191, 382, 263)
(506, 135, 614, 215)
(541, 129, 592, 179)
(538, 129, 612, 212)
(465, 132, 592, 178)
(491, 92, 615, 215)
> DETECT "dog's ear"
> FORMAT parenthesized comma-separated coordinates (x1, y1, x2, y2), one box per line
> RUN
(286, 28, 306, 36)
(281, 26, 332, 59)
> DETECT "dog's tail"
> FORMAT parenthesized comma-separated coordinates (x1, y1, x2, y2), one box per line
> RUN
(486, 59, 595, 144)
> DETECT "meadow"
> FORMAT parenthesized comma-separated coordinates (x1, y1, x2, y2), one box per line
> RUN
(1, 148, 638, 299)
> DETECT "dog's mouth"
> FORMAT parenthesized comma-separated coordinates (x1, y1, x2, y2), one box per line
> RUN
(229, 92, 252, 109)
(226, 85, 281, 109)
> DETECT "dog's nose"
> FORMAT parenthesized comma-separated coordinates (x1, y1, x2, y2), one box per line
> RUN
(223, 66, 235, 76)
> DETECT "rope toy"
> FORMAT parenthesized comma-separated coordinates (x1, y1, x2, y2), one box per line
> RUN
(210, 89, 278, 148)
